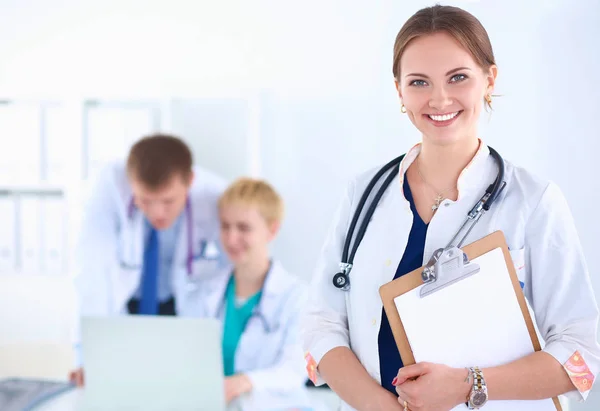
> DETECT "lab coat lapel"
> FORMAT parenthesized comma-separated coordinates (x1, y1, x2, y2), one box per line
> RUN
(345, 156, 414, 378)
(112, 207, 146, 314)
(381, 141, 494, 265)
(456, 142, 491, 200)
(422, 143, 496, 262)
(255, 260, 288, 329)
(127, 206, 146, 265)
(234, 260, 288, 372)
(371, 149, 418, 288)
(170, 208, 191, 298)
(202, 267, 231, 318)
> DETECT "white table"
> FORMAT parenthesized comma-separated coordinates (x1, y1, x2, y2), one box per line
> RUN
(30, 386, 340, 411)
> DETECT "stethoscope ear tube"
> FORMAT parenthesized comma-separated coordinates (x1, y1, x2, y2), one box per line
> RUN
(341, 155, 406, 264)
(484, 147, 505, 210)
(348, 159, 402, 265)
(334, 155, 406, 290)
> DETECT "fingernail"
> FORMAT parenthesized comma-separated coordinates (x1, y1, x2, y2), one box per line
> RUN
(392, 377, 398, 386)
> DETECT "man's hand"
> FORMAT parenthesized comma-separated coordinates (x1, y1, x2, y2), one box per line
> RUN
(68, 368, 85, 387)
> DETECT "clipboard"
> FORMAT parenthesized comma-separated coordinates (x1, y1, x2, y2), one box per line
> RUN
(379, 230, 562, 410)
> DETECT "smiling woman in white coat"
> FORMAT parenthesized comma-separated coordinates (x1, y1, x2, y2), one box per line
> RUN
(301, 5, 600, 411)
(186, 177, 308, 404)
(69, 134, 227, 385)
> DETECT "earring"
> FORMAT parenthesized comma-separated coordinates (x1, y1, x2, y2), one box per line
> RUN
(485, 94, 492, 106)
(401, 104, 407, 113)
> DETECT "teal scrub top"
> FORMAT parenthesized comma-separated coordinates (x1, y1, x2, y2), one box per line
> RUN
(222, 276, 263, 376)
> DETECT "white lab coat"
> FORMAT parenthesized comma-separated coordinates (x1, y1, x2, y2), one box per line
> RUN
(301, 142, 600, 410)
(185, 259, 308, 395)
(73, 160, 228, 326)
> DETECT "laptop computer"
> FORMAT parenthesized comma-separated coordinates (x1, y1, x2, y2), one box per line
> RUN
(80, 316, 226, 411)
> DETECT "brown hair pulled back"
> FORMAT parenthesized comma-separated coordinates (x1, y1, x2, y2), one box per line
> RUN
(392, 5, 496, 108)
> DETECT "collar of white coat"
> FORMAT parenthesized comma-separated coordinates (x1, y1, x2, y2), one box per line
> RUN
(204, 259, 296, 328)
(397, 139, 490, 203)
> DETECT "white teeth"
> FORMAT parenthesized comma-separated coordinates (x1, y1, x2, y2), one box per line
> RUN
(428, 112, 459, 122)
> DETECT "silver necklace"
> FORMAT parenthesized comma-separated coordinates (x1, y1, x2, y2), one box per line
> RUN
(416, 157, 455, 211)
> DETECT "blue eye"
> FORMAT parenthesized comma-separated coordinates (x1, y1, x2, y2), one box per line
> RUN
(409, 79, 428, 87)
(450, 74, 467, 83)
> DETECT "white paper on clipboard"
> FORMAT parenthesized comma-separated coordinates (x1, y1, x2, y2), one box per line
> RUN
(393, 246, 556, 411)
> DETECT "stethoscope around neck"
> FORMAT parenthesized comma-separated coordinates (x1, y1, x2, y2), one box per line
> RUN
(332, 146, 506, 291)
(126, 196, 194, 276)
(218, 263, 278, 334)
(217, 288, 276, 334)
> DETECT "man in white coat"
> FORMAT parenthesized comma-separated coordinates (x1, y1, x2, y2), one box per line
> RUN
(69, 134, 227, 385)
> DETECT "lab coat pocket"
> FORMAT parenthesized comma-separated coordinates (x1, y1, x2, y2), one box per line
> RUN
(235, 318, 273, 372)
(238, 327, 263, 358)
(509, 248, 526, 290)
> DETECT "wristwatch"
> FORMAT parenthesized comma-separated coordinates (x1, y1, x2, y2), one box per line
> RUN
(466, 366, 488, 409)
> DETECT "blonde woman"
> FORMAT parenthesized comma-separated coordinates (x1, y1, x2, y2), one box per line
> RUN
(191, 178, 307, 404)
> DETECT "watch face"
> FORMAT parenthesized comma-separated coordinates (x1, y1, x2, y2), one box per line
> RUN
(472, 391, 487, 406)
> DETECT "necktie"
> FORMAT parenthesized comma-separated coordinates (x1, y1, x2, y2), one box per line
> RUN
(139, 227, 159, 315)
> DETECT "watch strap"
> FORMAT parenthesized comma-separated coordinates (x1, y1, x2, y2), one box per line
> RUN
(471, 366, 486, 389)
(466, 366, 487, 409)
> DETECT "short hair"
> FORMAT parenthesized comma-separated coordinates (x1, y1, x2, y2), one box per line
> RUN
(126, 134, 193, 189)
(218, 178, 284, 225)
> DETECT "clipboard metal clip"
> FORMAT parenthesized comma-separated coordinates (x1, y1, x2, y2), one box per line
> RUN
(420, 246, 480, 298)
(418, 181, 508, 298)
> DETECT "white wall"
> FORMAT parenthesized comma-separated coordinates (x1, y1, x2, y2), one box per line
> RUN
(1, 0, 598, 292)
(1, 0, 598, 295)
(167, 98, 255, 180)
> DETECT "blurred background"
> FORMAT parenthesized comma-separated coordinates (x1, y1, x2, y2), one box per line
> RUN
(0, 0, 599, 409)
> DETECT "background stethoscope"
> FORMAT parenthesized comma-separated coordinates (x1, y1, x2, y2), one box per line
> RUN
(217, 266, 279, 334)
(122, 197, 195, 276)
(248, 308, 276, 333)
(216, 300, 275, 333)
(333, 147, 506, 291)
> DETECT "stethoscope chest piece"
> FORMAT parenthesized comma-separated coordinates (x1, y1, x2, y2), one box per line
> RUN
(333, 262, 352, 291)
(333, 272, 350, 290)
